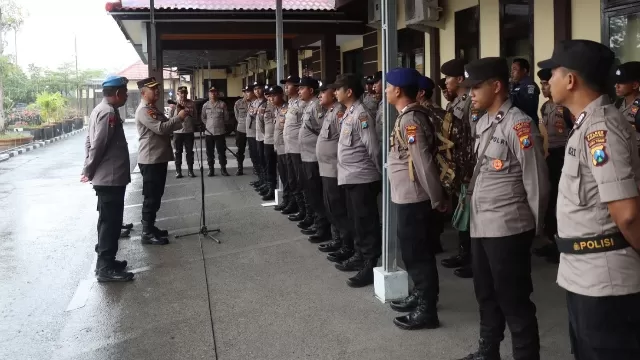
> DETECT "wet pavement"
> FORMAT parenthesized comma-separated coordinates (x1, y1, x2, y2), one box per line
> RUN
(0, 123, 572, 359)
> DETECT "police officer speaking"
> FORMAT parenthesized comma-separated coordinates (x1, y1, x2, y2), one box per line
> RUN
(135, 77, 187, 246)
(539, 39, 640, 360)
(459, 57, 549, 360)
(82, 75, 133, 282)
(384, 68, 445, 331)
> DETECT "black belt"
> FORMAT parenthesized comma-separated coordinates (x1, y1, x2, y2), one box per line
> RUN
(555, 232, 630, 254)
(304, 123, 320, 136)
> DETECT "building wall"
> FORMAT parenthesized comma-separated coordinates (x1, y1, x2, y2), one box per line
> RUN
(572, 0, 602, 43)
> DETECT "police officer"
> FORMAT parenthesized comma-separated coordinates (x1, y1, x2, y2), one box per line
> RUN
(261, 86, 279, 201)
(439, 59, 477, 277)
(383, 68, 446, 330)
(171, 86, 198, 178)
(532, 68, 573, 264)
(270, 86, 290, 211)
(234, 85, 255, 175)
(247, 82, 268, 188)
(332, 73, 382, 288)
(315, 83, 350, 257)
(298, 77, 330, 242)
(82, 75, 133, 282)
(437, 78, 453, 110)
(201, 87, 230, 177)
(510, 58, 541, 126)
(253, 84, 270, 195)
(282, 76, 309, 221)
(363, 72, 381, 117)
(539, 39, 640, 360)
(457, 58, 549, 360)
(135, 77, 187, 246)
(417, 76, 438, 109)
(613, 61, 640, 153)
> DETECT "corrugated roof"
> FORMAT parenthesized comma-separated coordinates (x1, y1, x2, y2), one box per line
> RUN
(117, 0, 336, 11)
(117, 60, 174, 80)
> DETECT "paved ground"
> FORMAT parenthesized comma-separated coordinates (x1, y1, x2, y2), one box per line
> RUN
(0, 123, 572, 360)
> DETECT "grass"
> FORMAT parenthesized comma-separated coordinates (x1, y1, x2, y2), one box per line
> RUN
(0, 132, 33, 140)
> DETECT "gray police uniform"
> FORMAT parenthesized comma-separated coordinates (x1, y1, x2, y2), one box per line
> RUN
(201, 99, 229, 169)
(283, 97, 308, 211)
(375, 100, 384, 150)
(254, 97, 269, 183)
(171, 99, 198, 172)
(387, 103, 444, 307)
(262, 102, 278, 191)
(234, 98, 250, 168)
(273, 102, 290, 204)
(469, 100, 548, 356)
(615, 97, 640, 151)
(362, 93, 379, 118)
(337, 100, 381, 261)
(247, 98, 268, 178)
(84, 99, 131, 270)
(135, 100, 183, 228)
(556, 95, 640, 357)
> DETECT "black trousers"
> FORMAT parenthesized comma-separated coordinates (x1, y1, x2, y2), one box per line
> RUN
(257, 140, 266, 179)
(173, 132, 195, 167)
(264, 144, 278, 188)
(472, 229, 539, 360)
(277, 154, 290, 200)
(205, 134, 227, 167)
(302, 161, 327, 225)
(248, 137, 259, 171)
(94, 185, 126, 270)
(343, 181, 382, 260)
(138, 162, 168, 225)
(322, 176, 352, 247)
(544, 147, 565, 242)
(397, 200, 439, 304)
(285, 153, 305, 202)
(567, 291, 640, 360)
(235, 131, 247, 165)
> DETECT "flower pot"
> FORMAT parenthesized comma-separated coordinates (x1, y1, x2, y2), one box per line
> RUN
(63, 119, 74, 133)
(73, 118, 83, 130)
(32, 128, 44, 141)
(53, 123, 63, 137)
(43, 126, 54, 140)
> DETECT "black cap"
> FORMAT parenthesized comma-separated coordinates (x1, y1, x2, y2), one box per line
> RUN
(328, 74, 364, 93)
(460, 57, 509, 88)
(295, 76, 319, 88)
(537, 68, 552, 81)
(441, 59, 466, 78)
(279, 75, 301, 85)
(537, 40, 614, 86)
(253, 81, 265, 88)
(319, 80, 332, 92)
(366, 71, 382, 84)
(208, 87, 219, 93)
(266, 85, 284, 95)
(613, 61, 640, 83)
(242, 84, 255, 92)
(365, 76, 375, 84)
(177, 86, 188, 93)
(137, 77, 159, 89)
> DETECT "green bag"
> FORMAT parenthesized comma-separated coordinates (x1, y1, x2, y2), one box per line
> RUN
(452, 184, 470, 231)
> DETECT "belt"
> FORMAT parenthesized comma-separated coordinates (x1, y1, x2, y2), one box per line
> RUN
(555, 232, 630, 254)
(304, 123, 320, 136)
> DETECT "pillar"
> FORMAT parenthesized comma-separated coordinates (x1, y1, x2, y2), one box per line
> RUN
(146, 22, 164, 108)
(321, 34, 338, 83)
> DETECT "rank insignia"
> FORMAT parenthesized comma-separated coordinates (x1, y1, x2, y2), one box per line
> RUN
(492, 159, 503, 170)
(520, 135, 533, 149)
(147, 109, 157, 120)
(406, 125, 417, 144)
(591, 145, 608, 166)
(631, 105, 639, 116)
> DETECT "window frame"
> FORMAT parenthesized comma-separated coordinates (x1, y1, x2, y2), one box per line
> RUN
(601, 2, 640, 49)
(499, 0, 534, 64)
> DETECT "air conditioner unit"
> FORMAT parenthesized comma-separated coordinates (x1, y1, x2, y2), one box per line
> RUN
(405, 0, 443, 32)
(247, 58, 258, 73)
(257, 52, 269, 70)
(367, 0, 381, 28)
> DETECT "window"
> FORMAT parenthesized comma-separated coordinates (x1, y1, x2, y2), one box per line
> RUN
(500, 0, 534, 66)
(455, 6, 480, 62)
(342, 49, 363, 77)
(605, 5, 640, 63)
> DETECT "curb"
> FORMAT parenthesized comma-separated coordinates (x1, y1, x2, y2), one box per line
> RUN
(0, 127, 87, 163)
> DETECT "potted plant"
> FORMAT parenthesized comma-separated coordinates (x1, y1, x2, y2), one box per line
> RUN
(35, 92, 67, 138)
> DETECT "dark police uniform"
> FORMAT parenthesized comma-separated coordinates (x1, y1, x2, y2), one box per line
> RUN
(612, 61, 640, 154)
(385, 68, 445, 331)
(510, 74, 541, 126)
(539, 39, 640, 360)
(135, 77, 185, 245)
(83, 75, 133, 282)
(171, 86, 198, 178)
(234, 86, 253, 175)
(461, 58, 549, 360)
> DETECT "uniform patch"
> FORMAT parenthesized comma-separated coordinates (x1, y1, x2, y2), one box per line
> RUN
(108, 114, 116, 127)
(471, 110, 479, 122)
(493, 159, 503, 170)
(527, 84, 536, 95)
(591, 145, 608, 166)
(585, 130, 607, 148)
(519, 135, 533, 149)
(513, 121, 532, 148)
(359, 113, 369, 129)
(554, 119, 566, 133)
(406, 125, 417, 144)
(337, 110, 345, 119)
(147, 109, 157, 120)
(631, 105, 639, 116)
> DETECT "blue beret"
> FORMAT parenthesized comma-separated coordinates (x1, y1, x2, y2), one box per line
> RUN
(102, 75, 128, 88)
(386, 67, 421, 88)
(418, 76, 435, 91)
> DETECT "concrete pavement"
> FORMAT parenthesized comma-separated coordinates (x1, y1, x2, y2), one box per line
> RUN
(0, 123, 572, 360)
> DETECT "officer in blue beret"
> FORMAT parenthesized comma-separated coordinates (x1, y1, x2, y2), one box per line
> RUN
(384, 67, 446, 331)
(81, 75, 134, 282)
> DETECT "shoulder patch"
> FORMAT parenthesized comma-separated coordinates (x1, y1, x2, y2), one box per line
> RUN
(513, 121, 533, 149)
(147, 109, 157, 120)
(527, 84, 536, 95)
(585, 130, 607, 148)
(405, 125, 418, 144)
(586, 130, 609, 167)
(358, 112, 369, 129)
(631, 104, 639, 116)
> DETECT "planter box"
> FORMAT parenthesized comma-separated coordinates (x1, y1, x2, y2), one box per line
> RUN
(63, 120, 75, 133)
(43, 126, 54, 140)
(0, 136, 33, 148)
(31, 128, 44, 141)
(53, 123, 63, 137)
(73, 118, 83, 130)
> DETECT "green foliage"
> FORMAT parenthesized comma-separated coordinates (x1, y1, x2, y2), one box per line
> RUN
(0, 0, 25, 33)
(35, 92, 66, 123)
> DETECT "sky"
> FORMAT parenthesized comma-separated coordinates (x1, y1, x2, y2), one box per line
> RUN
(3, 0, 140, 74)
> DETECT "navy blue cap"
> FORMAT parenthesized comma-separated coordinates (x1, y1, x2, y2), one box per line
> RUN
(102, 75, 128, 88)
(295, 76, 320, 88)
(537, 68, 552, 81)
(280, 75, 301, 85)
(614, 61, 640, 83)
(385, 67, 421, 88)
(418, 76, 435, 91)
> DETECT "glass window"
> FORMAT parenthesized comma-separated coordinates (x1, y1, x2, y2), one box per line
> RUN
(500, 0, 533, 65)
(609, 10, 640, 63)
(414, 49, 425, 75)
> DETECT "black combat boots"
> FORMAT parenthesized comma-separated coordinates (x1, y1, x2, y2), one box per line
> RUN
(261, 188, 275, 201)
(280, 199, 298, 215)
(207, 167, 215, 177)
(308, 223, 331, 243)
(458, 339, 501, 360)
(220, 166, 230, 176)
(327, 246, 354, 263)
(393, 295, 440, 330)
(274, 195, 289, 211)
(390, 289, 420, 312)
(141, 221, 169, 245)
(297, 213, 315, 229)
(187, 165, 197, 178)
(346, 258, 377, 288)
(335, 252, 364, 272)
(441, 245, 471, 268)
(318, 225, 341, 252)
(175, 166, 183, 178)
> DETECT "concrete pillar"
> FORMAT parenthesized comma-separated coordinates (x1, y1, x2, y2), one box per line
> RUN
(321, 34, 338, 84)
(146, 22, 164, 109)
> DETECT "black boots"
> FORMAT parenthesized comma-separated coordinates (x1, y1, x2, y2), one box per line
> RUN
(318, 225, 341, 253)
(335, 252, 364, 272)
(262, 188, 275, 201)
(220, 166, 230, 176)
(441, 245, 471, 268)
(274, 195, 289, 211)
(327, 246, 355, 263)
(280, 199, 298, 215)
(346, 258, 377, 288)
(175, 166, 183, 178)
(390, 289, 421, 312)
(141, 221, 169, 245)
(207, 167, 215, 177)
(96, 267, 134, 282)
(187, 165, 197, 178)
(393, 296, 440, 330)
(297, 213, 315, 229)
(308, 223, 331, 243)
(458, 339, 501, 360)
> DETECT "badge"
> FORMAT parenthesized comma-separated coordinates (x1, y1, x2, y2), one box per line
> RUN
(496, 111, 505, 121)
(108, 114, 116, 127)
(527, 84, 536, 95)
(591, 145, 608, 166)
(631, 105, 639, 116)
(337, 110, 345, 119)
(554, 119, 566, 133)
(471, 110, 479, 122)
(574, 111, 587, 128)
(616, 69, 621, 75)
(519, 135, 533, 149)
(359, 113, 369, 129)
(585, 130, 607, 148)
(147, 109, 157, 120)
(464, 71, 469, 78)
(406, 125, 417, 144)
(492, 159, 503, 170)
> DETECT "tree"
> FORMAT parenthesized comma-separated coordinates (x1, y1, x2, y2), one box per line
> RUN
(1, 0, 26, 132)
(35, 92, 66, 123)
